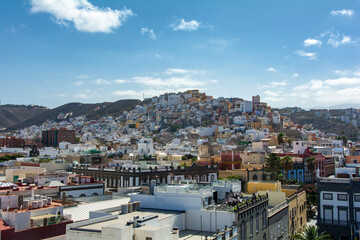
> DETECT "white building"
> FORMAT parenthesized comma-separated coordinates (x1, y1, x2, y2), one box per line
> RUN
(240, 101, 253, 113)
(168, 94, 182, 106)
(293, 141, 308, 154)
(130, 181, 237, 232)
(137, 138, 155, 155)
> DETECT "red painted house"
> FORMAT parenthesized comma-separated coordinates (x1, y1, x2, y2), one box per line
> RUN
(219, 151, 242, 170)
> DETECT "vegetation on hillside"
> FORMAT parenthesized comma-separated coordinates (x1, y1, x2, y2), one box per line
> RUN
(0, 104, 48, 129)
(3, 99, 142, 131)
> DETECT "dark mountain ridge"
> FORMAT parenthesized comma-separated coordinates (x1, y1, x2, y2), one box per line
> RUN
(1, 99, 142, 131)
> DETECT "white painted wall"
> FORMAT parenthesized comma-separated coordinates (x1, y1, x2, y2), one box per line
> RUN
(131, 193, 203, 211)
(186, 210, 236, 232)
(320, 191, 349, 221)
(62, 188, 103, 198)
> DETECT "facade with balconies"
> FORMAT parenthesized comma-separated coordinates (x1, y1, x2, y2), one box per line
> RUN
(317, 177, 360, 240)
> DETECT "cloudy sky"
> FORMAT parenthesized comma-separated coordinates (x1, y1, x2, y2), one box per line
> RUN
(0, 0, 359, 108)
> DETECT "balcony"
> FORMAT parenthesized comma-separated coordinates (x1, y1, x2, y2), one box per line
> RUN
(318, 219, 348, 226)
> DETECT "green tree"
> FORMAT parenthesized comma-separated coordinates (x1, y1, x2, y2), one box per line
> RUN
(287, 138, 293, 147)
(341, 130, 347, 166)
(291, 225, 332, 240)
(306, 157, 316, 184)
(301, 184, 317, 217)
(170, 124, 181, 132)
(281, 155, 293, 181)
(265, 153, 281, 180)
(277, 132, 286, 153)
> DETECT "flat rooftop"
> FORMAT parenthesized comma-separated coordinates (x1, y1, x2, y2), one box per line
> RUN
(179, 230, 216, 240)
(76, 208, 183, 231)
(63, 197, 130, 222)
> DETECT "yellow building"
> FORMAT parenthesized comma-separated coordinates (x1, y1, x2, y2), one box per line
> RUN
(6, 168, 46, 183)
(287, 190, 307, 235)
(246, 181, 281, 193)
(245, 181, 307, 236)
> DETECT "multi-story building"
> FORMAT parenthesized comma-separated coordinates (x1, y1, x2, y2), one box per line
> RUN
(0, 136, 25, 148)
(0, 194, 72, 240)
(287, 190, 307, 236)
(219, 151, 242, 170)
(317, 174, 360, 240)
(72, 164, 219, 188)
(237, 194, 269, 240)
(42, 129, 75, 147)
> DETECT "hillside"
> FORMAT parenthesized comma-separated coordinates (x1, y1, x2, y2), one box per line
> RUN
(0, 105, 48, 129)
(287, 112, 360, 140)
(4, 99, 142, 130)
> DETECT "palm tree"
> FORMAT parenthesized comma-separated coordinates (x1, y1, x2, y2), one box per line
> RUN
(291, 225, 332, 240)
(277, 132, 285, 153)
(281, 156, 293, 181)
(306, 157, 316, 184)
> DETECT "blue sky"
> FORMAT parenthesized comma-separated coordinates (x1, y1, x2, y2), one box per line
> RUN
(0, 0, 359, 108)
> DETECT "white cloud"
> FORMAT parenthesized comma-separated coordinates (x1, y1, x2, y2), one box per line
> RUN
(333, 70, 349, 76)
(74, 93, 90, 99)
(258, 80, 287, 89)
(114, 79, 126, 84)
(30, 0, 134, 33)
(141, 27, 156, 40)
(324, 77, 360, 86)
(93, 78, 111, 85)
(75, 74, 89, 79)
(165, 68, 204, 75)
(74, 80, 85, 86)
(113, 90, 140, 98)
(292, 73, 299, 77)
(304, 38, 322, 47)
(330, 9, 355, 16)
(294, 50, 317, 60)
(328, 35, 352, 47)
(270, 80, 287, 87)
(132, 76, 205, 88)
(155, 53, 162, 59)
(171, 18, 201, 31)
(113, 88, 203, 99)
(263, 96, 284, 102)
(264, 90, 279, 97)
(289, 73, 360, 104)
(209, 79, 219, 83)
(267, 67, 277, 72)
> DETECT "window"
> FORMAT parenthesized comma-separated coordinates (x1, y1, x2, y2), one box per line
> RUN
(278, 221, 281, 236)
(337, 194, 348, 201)
(262, 211, 267, 228)
(355, 209, 360, 223)
(250, 217, 254, 237)
(146, 238, 152, 240)
(256, 213, 259, 233)
(240, 221, 246, 240)
(323, 207, 333, 223)
(323, 193, 333, 200)
(355, 195, 360, 202)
